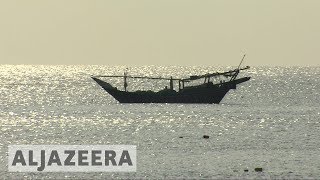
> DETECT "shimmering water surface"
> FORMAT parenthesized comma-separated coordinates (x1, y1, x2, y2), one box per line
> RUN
(0, 65, 319, 179)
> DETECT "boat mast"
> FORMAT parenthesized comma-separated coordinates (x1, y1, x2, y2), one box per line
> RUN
(237, 54, 246, 70)
(169, 76, 173, 90)
(231, 54, 246, 81)
(124, 68, 128, 91)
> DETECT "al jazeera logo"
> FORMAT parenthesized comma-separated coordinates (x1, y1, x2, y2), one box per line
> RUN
(8, 145, 136, 172)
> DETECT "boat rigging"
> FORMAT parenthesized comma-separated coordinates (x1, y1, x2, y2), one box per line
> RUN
(91, 55, 251, 104)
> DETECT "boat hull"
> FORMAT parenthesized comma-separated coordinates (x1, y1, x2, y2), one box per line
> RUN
(92, 77, 250, 104)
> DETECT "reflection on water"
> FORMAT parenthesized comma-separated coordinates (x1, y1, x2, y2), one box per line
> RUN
(0, 65, 319, 179)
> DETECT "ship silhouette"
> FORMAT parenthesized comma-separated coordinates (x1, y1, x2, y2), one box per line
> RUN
(92, 55, 251, 104)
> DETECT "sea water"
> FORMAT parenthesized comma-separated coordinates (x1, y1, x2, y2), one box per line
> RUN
(0, 65, 319, 179)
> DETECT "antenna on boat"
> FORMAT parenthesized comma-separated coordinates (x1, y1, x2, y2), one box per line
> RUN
(237, 54, 246, 70)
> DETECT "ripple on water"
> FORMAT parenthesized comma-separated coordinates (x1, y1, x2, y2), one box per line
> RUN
(0, 65, 319, 179)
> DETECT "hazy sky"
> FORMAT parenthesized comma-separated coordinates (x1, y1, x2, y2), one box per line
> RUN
(0, 0, 319, 66)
